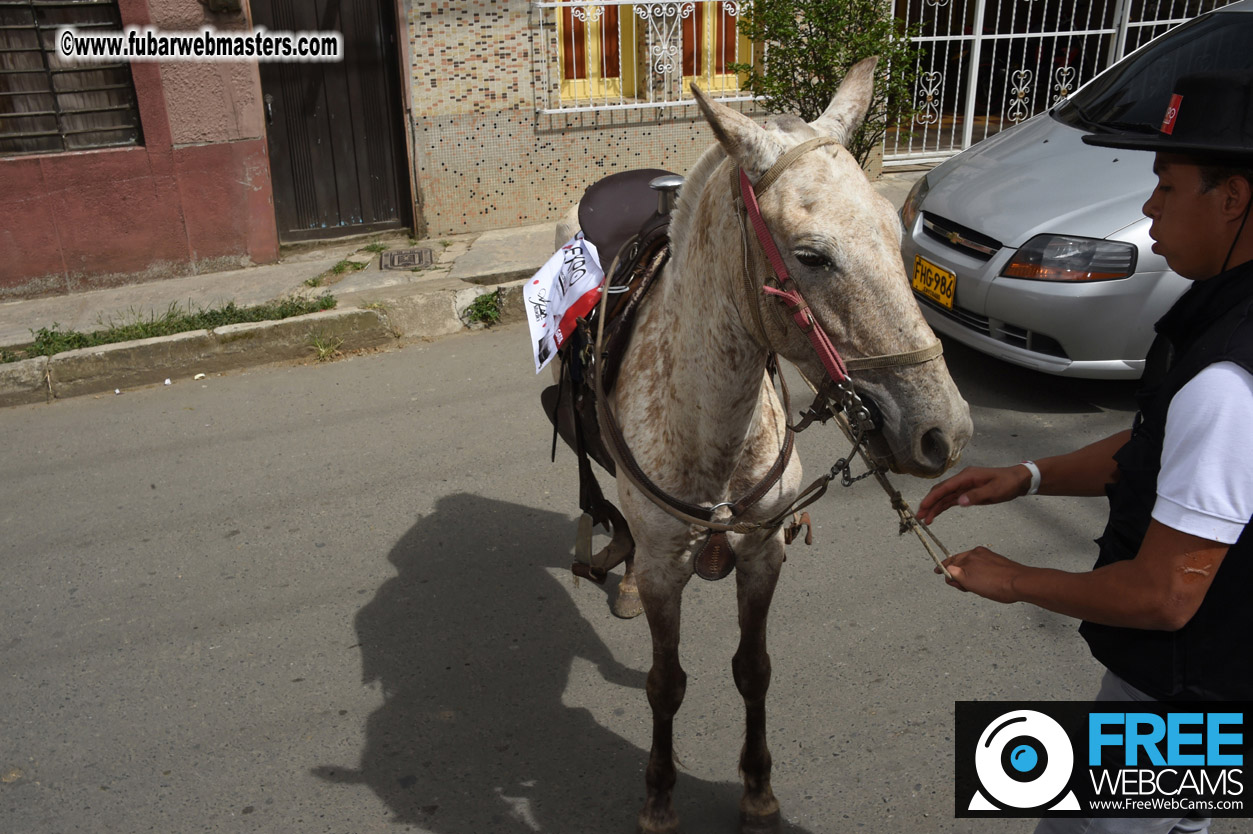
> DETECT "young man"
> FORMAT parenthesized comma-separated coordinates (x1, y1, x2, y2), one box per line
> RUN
(917, 71, 1253, 834)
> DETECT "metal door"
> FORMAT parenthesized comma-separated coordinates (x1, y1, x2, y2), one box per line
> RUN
(252, 0, 410, 242)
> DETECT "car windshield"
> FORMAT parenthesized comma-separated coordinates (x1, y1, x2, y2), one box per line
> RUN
(1054, 12, 1253, 130)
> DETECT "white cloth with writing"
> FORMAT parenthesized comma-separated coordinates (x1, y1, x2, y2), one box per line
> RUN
(523, 233, 604, 373)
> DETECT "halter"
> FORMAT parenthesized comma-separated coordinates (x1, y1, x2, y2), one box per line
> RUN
(730, 136, 943, 433)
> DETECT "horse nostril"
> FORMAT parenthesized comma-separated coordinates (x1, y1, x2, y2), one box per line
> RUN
(919, 427, 952, 470)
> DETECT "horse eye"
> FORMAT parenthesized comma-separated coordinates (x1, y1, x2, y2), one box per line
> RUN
(795, 250, 831, 269)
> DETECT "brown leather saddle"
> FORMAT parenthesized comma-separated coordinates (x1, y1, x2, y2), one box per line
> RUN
(542, 169, 681, 583)
(579, 168, 676, 273)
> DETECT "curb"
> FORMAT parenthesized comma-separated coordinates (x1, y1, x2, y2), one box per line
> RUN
(0, 307, 397, 406)
(0, 279, 531, 407)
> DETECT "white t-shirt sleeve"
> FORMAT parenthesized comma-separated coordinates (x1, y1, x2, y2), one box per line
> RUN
(1153, 361, 1253, 544)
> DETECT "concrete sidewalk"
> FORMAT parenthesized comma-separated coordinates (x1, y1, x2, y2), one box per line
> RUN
(0, 169, 924, 408)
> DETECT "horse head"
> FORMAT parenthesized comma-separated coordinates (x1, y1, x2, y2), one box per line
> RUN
(690, 58, 972, 478)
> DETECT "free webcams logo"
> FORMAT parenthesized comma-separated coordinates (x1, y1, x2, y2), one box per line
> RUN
(968, 709, 1080, 812)
(955, 702, 1249, 819)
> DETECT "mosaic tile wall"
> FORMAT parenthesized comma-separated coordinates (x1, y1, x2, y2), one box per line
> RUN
(403, 0, 749, 236)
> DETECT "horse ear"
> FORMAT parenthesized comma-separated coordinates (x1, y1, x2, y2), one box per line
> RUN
(809, 56, 879, 146)
(691, 83, 783, 178)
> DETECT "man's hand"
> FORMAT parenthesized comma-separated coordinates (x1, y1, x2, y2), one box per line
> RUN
(935, 546, 1026, 603)
(917, 465, 1032, 525)
(918, 432, 1129, 526)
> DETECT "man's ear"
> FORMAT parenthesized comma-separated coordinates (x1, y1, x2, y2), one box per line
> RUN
(1225, 174, 1253, 220)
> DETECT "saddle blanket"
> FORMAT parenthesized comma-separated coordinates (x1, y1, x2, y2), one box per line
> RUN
(524, 233, 604, 373)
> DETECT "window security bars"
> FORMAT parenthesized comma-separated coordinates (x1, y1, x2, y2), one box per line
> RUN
(0, 0, 142, 156)
(533, 1, 759, 114)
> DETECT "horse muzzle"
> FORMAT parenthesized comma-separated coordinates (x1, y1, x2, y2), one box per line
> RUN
(858, 391, 970, 479)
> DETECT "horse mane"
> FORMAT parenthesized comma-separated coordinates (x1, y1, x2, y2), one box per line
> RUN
(667, 141, 729, 259)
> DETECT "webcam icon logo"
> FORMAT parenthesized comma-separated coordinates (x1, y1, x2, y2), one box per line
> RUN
(970, 709, 1080, 811)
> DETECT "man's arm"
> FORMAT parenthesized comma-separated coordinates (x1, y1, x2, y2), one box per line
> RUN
(918, 430, 1129, 525)
(933, 363, 1253, 629)
(939, 521, 1228, 631)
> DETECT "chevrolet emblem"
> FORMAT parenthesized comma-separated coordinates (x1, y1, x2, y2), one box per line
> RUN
(946, 230, 962, 246)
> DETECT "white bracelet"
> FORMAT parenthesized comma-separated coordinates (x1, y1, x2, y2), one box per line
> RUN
(1020, 460, 1042, 496)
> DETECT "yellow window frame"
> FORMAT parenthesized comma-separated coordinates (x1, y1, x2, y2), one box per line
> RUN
(557, 4, 638, 100)
(681, 2, 753, 94)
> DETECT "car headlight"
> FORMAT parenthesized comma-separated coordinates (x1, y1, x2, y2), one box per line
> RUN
(1001, 235, 1137, 282)
(899, 175, 930, 232)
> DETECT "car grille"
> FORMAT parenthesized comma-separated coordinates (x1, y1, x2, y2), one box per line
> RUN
(916, 295, 1068, 359)
(921, 213, 1002, 261)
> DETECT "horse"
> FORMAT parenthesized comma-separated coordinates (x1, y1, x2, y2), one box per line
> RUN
(557, 58, 972, 833)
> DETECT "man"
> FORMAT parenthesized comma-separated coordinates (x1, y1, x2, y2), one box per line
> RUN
(917, 71, 1253, 834)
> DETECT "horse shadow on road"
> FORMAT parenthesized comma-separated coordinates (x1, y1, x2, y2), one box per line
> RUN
(313, 493, 821, 834)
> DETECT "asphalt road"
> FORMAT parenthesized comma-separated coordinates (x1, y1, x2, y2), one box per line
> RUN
(2, 324, 1221, 834)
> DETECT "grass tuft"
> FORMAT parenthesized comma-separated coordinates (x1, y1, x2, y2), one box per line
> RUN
(331, 260, 369, 276)
(463, 290, 502, 327)
(310, 332, 344, 362)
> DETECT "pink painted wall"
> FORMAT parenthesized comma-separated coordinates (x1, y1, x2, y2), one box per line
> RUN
(0, 0, 279, 299)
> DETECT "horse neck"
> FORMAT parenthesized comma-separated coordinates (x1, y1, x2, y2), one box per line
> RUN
(621, 156, 773, 493)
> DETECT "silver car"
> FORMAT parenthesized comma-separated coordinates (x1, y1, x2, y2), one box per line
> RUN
(900, 0, 1253, 379)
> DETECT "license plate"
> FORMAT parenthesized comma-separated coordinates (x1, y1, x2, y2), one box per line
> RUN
(912, 255, 957, 310)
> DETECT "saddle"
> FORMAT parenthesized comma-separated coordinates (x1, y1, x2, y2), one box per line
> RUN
(541, 169, 681, 584)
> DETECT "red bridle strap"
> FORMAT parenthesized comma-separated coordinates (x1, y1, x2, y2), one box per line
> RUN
(738, 165, 851, 385)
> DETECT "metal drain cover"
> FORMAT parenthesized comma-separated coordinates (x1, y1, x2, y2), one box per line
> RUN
(380, 248, 434, 270)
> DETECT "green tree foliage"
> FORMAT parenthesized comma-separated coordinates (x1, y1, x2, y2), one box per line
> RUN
(731, 0, 921, 168)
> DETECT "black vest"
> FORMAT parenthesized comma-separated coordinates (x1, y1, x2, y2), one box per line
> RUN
(1080, 260, 1253, 701)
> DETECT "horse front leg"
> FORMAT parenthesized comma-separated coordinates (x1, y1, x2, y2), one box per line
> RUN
(733, 535, 784, 833)
(636, 555, 688, 834)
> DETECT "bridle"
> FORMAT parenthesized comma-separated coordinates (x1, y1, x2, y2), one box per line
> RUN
(730, 135, 943, 437)
(591, 135, 957, 577)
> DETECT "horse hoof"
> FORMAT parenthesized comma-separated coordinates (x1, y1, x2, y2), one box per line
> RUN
(636, 812, 680, 834)
(612, 584, 644, 619)
(739, 810, 781, 834)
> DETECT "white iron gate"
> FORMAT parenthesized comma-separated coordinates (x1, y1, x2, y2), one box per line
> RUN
(886, 0, 1239, 164)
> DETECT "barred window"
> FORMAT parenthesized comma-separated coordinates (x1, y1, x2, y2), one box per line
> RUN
(559, 4, 633, 99)
(539, 2, 757, 113)
(0, 0, 142, 156)
(682, 2, 740, 91)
